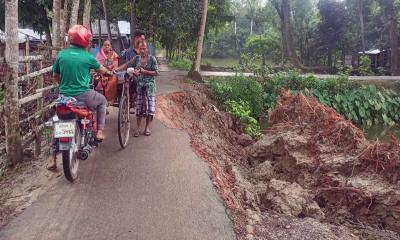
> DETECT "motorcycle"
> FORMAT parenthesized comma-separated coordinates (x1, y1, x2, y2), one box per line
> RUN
(45, 96, 101, 182)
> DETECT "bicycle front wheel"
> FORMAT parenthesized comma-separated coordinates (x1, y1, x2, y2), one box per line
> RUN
(118, 85, 131, 148)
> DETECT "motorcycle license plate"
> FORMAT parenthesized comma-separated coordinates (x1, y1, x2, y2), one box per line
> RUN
(54, 122, 75, 138)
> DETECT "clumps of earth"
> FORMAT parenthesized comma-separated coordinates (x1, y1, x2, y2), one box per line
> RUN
(156, 83, 400, 240)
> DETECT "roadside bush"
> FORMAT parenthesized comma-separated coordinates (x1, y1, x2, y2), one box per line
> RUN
(359, 55, 374, 76)
(224, 100, 261, 139)
(206, 68, 400, 128)
(169, 58, 192, 71)
(259, 71, 353, 111)
(206, 76, 264, 118)
(0, 90, 4, 104)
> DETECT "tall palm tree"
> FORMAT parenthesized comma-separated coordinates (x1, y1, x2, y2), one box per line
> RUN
(358, 0, 366, 53)
(60, 0, 69, 47)
(190, 0, 208, 79)
(52, 0, 61, 56)
(4, 0, 23, 166)
(70, 0, 80, 27)
(83, 0, 91, 28)
(271, 0, 300, 67)
(102, 0, 112, 41)
(130, 0, 137, 40)
(381, 0, 400, 75)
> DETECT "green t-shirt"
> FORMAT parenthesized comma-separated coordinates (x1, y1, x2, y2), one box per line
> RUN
(53, 46, 100, 96)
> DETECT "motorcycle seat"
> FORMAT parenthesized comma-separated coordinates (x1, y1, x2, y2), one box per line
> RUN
(75, 101, 87, 108)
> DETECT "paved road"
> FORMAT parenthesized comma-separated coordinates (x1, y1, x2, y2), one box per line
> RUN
(0, 70, 235, 240)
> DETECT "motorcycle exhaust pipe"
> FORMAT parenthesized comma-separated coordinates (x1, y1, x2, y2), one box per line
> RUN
(77, 149, 90, 160)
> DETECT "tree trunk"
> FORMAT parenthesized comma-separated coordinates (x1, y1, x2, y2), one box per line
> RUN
(45, 23, 52, 47)
(60, 0, 69, 47)
(102, 0, 112, 41)
(70, 0, 80, 27)
(262, 54, 266, 66)
(327, 47, 333, 70)
(52, 0, 62, 57)
(234, 20, 242, 64)
(282, 0, 299, 67)
(358, 0, 366, 53)
(384, 0, 400, 75)
(4, 0, 23, 166)
(83, 0, 91, 28)
(130, 0, 136, 43)
(190, 0, 208, 79)
(250, 19, 253, 35)
(115, 21, 125, 51)
(98, 18, 102, 46)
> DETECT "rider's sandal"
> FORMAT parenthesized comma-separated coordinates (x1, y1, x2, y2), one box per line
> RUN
(144, 129, 151, 136)
(134, 130, 140, 137)
(96, 131, 105, 141)
(46, 163, 57, 171)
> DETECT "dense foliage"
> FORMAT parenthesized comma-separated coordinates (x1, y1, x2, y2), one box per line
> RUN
(206, 71, 400, 129)
(206, 75, 264, 118)
(224, 100, 261, 138)
(202, 0, 400, 75)
(169, 59, 192, 71)
(0, 89, 4, 104)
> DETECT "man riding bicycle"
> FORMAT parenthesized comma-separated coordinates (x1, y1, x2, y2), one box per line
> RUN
(47, 25, 113, 171)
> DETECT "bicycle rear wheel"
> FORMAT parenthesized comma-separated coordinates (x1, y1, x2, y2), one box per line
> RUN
(118, 84, 131, 148)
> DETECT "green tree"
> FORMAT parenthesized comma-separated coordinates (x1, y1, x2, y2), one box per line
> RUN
(317, 0, 346, 69)
(245, 34, 280, 65)
(270, 0, 300, 67)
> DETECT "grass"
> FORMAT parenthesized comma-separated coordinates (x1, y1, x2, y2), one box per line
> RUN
(169, 59, 192, 71)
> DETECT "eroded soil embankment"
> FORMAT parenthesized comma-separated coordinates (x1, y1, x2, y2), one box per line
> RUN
(156, 84, 400, 240)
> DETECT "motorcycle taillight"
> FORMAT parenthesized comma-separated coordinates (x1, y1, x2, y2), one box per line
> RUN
(56, 105, 72, 115)
(59, 137, 71, 142)
(56, 105, 75, 120)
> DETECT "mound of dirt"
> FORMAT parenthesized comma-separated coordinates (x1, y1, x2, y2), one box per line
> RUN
(156, 86, 250, 235)
(156, 84, 381, 239)
(247, 89, 400, 237)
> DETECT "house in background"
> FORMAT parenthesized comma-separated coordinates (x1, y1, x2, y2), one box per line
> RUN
(90, 20, 155, 57)
(358, 49, 390, 73)
(0, 28, 46, 74)
(91, 20, 130, 54)
(0, 28, 46, 58)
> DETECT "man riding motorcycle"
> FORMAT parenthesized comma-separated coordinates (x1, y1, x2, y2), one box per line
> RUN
(47, 25, 113, 171)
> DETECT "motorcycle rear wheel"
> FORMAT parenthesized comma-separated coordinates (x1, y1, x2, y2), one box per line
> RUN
(62, 125, 81, 182)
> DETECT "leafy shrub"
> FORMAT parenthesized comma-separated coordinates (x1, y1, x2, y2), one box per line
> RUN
(259, 71, 353, 111)
(224, 100, 261, 139)
(359, 55, 374, 76)
(206, 70, 400, 129)
(0, 90, 4, 104)
(169, 58, 192, 71)
(304, 85, 400, 127)
(206, 76, 264, 118)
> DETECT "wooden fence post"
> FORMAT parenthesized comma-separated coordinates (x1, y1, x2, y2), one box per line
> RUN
(4, 0, 23, 165)
(34, 60, 44, 157)
(4, 64, 23, 166)
(25, 35, 30, 75)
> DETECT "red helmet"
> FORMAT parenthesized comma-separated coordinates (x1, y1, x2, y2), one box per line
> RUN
(68, 25, 92, 48)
